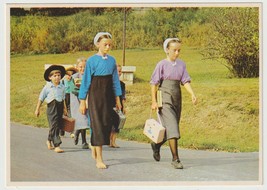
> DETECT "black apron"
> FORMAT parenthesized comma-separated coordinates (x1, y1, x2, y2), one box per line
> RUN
(88, 75, 115, 146)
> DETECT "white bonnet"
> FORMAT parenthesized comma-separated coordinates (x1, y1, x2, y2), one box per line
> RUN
(93, 32, 112, 46)
(163, 38, 180, 53)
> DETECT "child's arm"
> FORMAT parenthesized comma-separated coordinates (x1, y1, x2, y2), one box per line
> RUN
(184, 82, 197, 105)
(63, 101, 68, 116)
(35, 100, 43, 117)
(122, 99, 126, 114)
(151, 84, 158, 110)
(115, 96, 122, 111)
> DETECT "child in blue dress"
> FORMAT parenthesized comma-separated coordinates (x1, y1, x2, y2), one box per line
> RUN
(70, 57, 90, 149)
(79, 32, 122, 169)
(35, 65, 67, 153)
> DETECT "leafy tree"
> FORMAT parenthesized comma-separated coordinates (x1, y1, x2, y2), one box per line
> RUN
(202, 7, 259, 78)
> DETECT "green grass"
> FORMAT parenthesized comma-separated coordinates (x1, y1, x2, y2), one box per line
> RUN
(10, 47, 260, 152)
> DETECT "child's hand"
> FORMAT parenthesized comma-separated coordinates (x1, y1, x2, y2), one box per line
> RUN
(35, 109, 40, 117)
(192, 95, 197, 105)
(63, 108, 68, 116)
(79, 100, 86, 115)
(116, 100, 122, 111)
(115, 96, 122, 111)
(151, 101, 158, 110)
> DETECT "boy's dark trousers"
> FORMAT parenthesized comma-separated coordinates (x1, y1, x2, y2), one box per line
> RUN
(47, 100, 64, 147)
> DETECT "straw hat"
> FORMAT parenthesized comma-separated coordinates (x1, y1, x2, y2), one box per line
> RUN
(44, 65, 66, 81)
(65, 66, 78, 74)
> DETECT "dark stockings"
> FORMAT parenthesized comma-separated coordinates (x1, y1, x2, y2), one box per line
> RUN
(81, 129, 87, 144)
(168, 138, 179, 161)
(75, 129, 87, 145)
(156, 139, 167, 150)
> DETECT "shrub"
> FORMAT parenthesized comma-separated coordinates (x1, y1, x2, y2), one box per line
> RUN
(201, 7, 259, 78)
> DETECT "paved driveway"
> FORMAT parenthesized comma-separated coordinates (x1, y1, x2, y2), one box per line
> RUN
(8, 123, 261, 187)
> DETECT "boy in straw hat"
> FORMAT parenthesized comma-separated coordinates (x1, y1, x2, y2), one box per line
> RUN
(60, 66, 78, 137)
(35, 65, 67, 153)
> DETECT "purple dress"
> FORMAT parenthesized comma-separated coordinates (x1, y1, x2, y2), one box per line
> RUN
(150, 59, 190, 85)
(150, 59, 191, 140)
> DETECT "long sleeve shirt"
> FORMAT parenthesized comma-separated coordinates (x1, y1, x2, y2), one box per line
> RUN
(78, 54, 122, 100)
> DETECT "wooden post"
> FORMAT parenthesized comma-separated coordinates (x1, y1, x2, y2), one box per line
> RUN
(122, 7, 126, 66)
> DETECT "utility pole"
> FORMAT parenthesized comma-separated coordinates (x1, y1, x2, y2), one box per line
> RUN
(122, 7, 126, 66)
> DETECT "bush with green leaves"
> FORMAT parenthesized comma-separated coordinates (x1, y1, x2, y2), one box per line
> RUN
(200, 7, 259, 78)
(10, 8, 198, 54)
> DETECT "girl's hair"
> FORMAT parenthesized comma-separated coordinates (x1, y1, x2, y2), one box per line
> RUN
(77, 57, 87, 64)
(166, 39, 182, 49)
(97, 34, 112, 43)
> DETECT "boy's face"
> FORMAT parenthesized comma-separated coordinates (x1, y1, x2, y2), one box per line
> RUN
(49, 72, 61, 85)
(77, 61, 86, 74)
(65, 71, 73, 81)
(65, 74, 71, 81)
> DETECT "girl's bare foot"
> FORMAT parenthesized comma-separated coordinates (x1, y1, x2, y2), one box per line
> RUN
(96, 161, 107, 169)
(91, 146, 96, 159)
(113, 144, 120, 148)
(94, 146, 107, 169)
(109, 143, 120, 148)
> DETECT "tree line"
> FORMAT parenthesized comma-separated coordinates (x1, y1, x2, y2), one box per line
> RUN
(10, 7, 259, 78)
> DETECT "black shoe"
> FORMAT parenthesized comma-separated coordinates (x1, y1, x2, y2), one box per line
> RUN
(82, 143, 89, 149)
(171, 159, 183, 169)
(151, 142, 160, 161)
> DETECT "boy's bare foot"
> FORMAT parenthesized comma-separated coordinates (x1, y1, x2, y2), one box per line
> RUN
(91, 146, 96, 159)
(96, 161, 107, 169)
(54, 147, 64, 153)
(46, 141, 54, 150)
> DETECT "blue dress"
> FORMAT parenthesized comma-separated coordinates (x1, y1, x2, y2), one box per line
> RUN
(70, 72, 89, 130)
(79, 54, 121, 100)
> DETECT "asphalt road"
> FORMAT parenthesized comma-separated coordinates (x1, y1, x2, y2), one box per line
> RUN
(9, 122, 260, 186)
